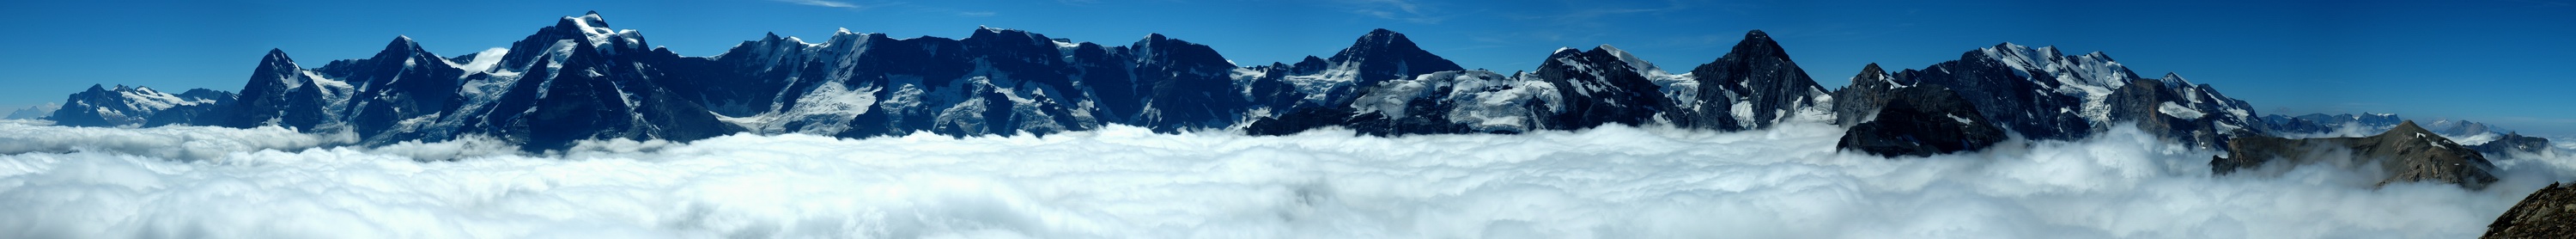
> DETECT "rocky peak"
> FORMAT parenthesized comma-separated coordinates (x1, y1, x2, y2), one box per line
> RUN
(1325, 28, 1462, 83)
(1595, 44, 1664, 76)
(1674, 29, 1829, 131)
(370, 36, 435, 62)
(2388, 120, 2433, 137)
(1832, 63, 1912, 126)
(1724, 29, 1791, 60)
(1854, 63, 1896, 85)
(2159, 72, 2191, 87)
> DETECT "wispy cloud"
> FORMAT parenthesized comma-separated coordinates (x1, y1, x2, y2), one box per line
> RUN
(957, 11, 998, 17)
(1346, 0, 1445, 24)
(774, 0, 865, 9)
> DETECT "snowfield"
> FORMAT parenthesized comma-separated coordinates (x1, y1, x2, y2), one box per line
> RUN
(1, 120, 2572, 238)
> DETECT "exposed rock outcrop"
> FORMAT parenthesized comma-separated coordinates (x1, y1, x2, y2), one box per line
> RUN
(2484, 182, 2576, 238)
(1836, 85, 2005, 157)
(2211, 120, 2498, 189)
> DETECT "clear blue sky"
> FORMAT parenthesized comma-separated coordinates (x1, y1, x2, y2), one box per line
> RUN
(3, 0, 2570, 133)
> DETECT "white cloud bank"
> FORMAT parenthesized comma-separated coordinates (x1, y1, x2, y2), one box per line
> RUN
(2, 120, 2573, 238)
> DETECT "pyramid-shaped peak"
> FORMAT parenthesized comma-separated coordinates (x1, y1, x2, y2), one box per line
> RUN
(1737, 29, 1777, 44)
(383, 35, 422, 50)
(2160, 72, 2193, 85)
(1350, 28, 1416, 47)
(1721, 29, 1792, 59)
(2389, 120, 2430, 134)
(263, 48, 292, 60)
(1365, 28, 1399, 36)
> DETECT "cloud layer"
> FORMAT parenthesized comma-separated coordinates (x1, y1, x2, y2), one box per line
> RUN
(1, 120, 2571, 238)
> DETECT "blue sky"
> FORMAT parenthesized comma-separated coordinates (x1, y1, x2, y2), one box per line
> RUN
(2, 0, 2570, 133)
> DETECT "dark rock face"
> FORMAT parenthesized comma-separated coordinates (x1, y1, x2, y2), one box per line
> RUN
(1123, 34, 1251, 132)
(1836, 85, 2006, 157)
(1830, 63, 1905, 126)
(2102, 73, 2263, 150)
(1329, 29, 1467, 97)
(476, 39, 740, 151)
(331, 37, 468, 138)
(1531, 47, 1668, 130)
(2484, 182, 2576, 239)
(2212, 120, 2498, 189)
(46, 85, 234, 127)
(1891, 47, 2092, 141)
(1239, 29, 1466, 113)
(1668, 30, 1832, 132)
(1244, 30, 1838, 137)
(2470, 132, 2555, 157)
(221, 49, 341, 131)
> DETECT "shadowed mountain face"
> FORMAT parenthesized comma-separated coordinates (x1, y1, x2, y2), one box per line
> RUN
(2212, 120, 2498, 189)
(1669, 30, 1832, 132)
(1836, 85, 2005, 157)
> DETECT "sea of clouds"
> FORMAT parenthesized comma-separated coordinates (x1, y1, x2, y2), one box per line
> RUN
(3, 119, 2573, 238)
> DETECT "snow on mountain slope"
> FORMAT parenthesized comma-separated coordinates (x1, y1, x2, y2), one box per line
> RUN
(46, 85, 234, 127)
(1977, 43, 2140, 126)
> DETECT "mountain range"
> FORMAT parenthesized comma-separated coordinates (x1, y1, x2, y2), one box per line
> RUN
(27, 12, 2546, 161)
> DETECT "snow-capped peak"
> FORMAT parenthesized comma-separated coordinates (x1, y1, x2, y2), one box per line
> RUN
(977, 25, 1012, 34)
(1595, 44, 1672, 79)
(2160, 72, 2193, 86)
(1980, 42, 2046, 74)
(560, 11, 631, 47)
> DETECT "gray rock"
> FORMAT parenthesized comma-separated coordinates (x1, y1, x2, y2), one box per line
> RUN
(2212, 120, 2498, 189)
(1836, 85, 2006, 157)
(2484, 182, 2576, 238)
